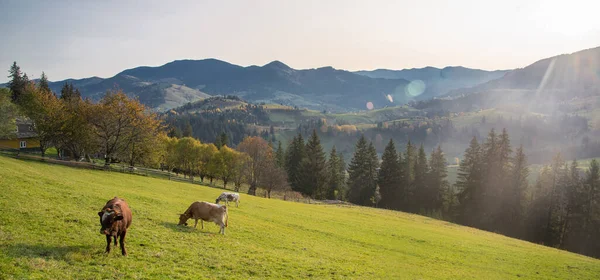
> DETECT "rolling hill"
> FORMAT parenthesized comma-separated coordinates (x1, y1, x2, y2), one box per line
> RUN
(1, 156, 599, 279)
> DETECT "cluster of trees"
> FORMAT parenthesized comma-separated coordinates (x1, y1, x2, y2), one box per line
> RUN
(527, 155, 600, 258)
(453, 128, 600, 258)
(162, 134, 290, 198)
(345, 136, 449, 216)
(334, 126, 600, 258)
(284, 130, 347, 200)
(6, 62, 165, 166)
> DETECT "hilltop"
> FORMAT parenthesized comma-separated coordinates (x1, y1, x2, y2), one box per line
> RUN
(1, 156, 599, 279)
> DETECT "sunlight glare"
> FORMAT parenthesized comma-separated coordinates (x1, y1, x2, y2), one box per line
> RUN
(405, 80, 426, 97)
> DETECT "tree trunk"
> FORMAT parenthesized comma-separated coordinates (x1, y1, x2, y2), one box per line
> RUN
(248, 183, 257, 195)
(223, 179, 228, 189)
(267, 189, 271, 199)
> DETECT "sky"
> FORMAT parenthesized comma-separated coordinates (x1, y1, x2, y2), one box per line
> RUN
(1, 0, 599, 83)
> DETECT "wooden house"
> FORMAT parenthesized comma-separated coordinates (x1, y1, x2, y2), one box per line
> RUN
(0, 119, 40, 151)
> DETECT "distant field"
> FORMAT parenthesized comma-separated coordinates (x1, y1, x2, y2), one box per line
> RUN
(267, 105, 423, 126)
(450, 108, 545, 128)
(1, 156, 599, 279)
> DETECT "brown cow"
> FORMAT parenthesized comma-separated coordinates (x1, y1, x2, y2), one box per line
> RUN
(98, 197, 132, 255)
(178, 201, 228, 234)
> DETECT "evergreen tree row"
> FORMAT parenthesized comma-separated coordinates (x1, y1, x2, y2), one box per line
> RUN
(284, 130, 347, 200)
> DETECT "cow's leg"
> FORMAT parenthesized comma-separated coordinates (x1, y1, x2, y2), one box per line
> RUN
(220, 222, 225, 235)
(193, 219, 198, 229)
(120, 231, 127, 256)
(113, 236, 117, 246)
(236, 200, 239, 207)
(201, 220, 204, 229)
(105, 235, 111, 253)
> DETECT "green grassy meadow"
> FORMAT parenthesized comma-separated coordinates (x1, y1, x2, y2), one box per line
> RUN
(1, 156, 600, 279)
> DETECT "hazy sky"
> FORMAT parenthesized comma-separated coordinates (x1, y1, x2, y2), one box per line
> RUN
(1, 0, 599, 82)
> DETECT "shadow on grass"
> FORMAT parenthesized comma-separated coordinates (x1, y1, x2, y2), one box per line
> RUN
(160, 221, 213, 235)
(1, 243, 94, 260)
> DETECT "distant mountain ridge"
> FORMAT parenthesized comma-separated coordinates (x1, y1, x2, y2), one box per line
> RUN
(446, 46, 600, 98)
(415, 46, 600, 115)
(355, 66, 509, 100)
(2, 59, 510, 112)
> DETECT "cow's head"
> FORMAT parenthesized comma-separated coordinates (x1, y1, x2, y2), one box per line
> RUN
(98, 208, 123, 235)
(177, 213, 191, 226)
(215, 198, 221, 204)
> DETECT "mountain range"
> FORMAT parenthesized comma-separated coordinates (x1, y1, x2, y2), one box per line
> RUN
(4, 46, 599, 113)
(2, 60, 509, 112)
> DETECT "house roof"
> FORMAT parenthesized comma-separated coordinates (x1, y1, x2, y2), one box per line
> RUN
(0, 118, 38, 140)
(16, 118, 38, 139)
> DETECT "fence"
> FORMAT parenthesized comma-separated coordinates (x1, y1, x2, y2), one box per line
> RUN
(0, 146, 354, 206)
(0, 146, 183, 181)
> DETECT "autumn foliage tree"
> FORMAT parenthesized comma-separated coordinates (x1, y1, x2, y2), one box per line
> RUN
(237, 136, 272, 195)
(259, 151, 290, 198)
(88, 90, 158, 166)
(0, 88, 18, 139)
(211, 145, 244, 189)
(18, 82, 62, 157)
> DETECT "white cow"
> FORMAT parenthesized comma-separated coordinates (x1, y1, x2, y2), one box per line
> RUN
(215, 192, 240, 207)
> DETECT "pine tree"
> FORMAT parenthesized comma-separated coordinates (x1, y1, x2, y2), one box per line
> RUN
(215, 136, 223, 149)
(220, 132, 229, 147)
(543, 153, 566, 246)
(364, 141, 380, 205)
(337, 152, 347, 200)
(403, 140, 417, 211)
(501, 145, 529, 237)
(428, 145, 448, 215)
(60, 82, 81, 101)
(7, 62, 25, 103)
(378, 139, 402, 209)
(275, 141, 285, 168)
(348, 135, 368, 205)
(395, 150, 406, 210)
(285, 133, 305, 192)
(326, 146, 343, 200)
(413, 144, 429, 213)
(561, 159, 584, 250)
(38, 72, 51, 94)
(298, 129, 327, 199)
(480, 128, 500, 229)
(183, 121, 193, 137)
(455, 136, 483, 226)
(527, 166, 553, 243)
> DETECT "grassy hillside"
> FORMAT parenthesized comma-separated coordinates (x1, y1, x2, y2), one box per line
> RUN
(1, 156, 599, 279)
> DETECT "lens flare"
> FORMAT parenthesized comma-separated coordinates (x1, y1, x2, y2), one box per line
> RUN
(386, 94, 394, 103)
(405, 80, 426, 97)
(366, 102, 374, 110)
